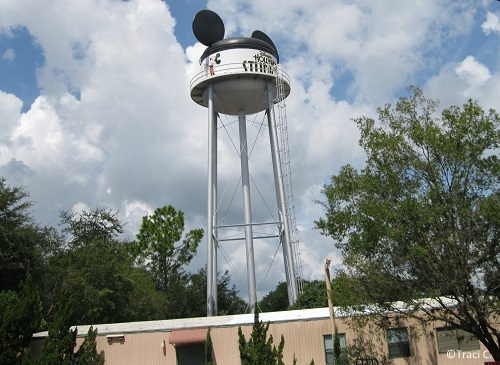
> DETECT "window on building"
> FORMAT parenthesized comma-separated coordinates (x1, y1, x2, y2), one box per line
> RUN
(386, 327, 411, 358)
(324, 333, 347, 365)
(169, 328, 208, 365)
(176, 344, 205, 365)
(436, 327, 480, 353)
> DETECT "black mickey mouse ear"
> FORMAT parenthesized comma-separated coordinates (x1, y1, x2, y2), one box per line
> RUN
(192, 10, 225, 46)
(251, 30, 278, 56)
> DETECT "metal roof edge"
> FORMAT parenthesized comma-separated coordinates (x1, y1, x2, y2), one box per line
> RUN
(32, 307, 332, 338)
(32, 297, 457, 338)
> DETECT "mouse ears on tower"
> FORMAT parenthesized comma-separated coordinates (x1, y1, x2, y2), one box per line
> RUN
(192, 10, 225, 46)
(192, 10, 278, 56)
(251, 30, 278, 57)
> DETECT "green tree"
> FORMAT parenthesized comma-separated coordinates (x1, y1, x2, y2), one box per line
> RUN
(238, 310, 313, 365)
(36, 296, 104, 365)
(0, 177, 32, 289)
(122, 267, 167, 321)
(259, 280, 329, 312)
(316, 87, 500, 359)
(214, 269, 247, 315)
(330, 272, 369, 309)
(290, 280, 328, 310)
(238, 310, 285, 365)
(0, 177, 57, 291)
(60, 207, 124, 249)
(42, 207, 164, 324)
(259, 282, 289, 312)
(74, 326, 104, 365)
(205, 328, 214, 365)
(333, 326, 341, 365)
(0, 277, 44, 365)
(185, 268, 246, 317)
(131, 205, 203, 309)
(36, 297, 77, 365)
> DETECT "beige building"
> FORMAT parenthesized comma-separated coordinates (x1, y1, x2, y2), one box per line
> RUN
(31, 307, 495, 365)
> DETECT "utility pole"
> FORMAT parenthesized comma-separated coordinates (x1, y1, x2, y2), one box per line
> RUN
(324, 256, 336, 337)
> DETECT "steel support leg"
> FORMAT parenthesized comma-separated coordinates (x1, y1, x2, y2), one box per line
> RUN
(207, 84, 216, 316)
(266, 82, 298, 305)
(238, 109, 257, 313)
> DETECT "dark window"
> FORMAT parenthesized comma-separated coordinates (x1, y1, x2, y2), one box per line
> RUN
(386, 328, 411, 358)
(324, 333, 347, 365)
(436, 327, 480, 353)
(176, 343, 205, 365)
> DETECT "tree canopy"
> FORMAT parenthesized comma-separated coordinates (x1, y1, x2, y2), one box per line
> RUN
(41, 207, 165, 324)
(290, 280, 328, 310)
(238, 310, 285, 365)
(0, 277, 43, 365)
(316, 87, 500, 359)
(131, 205, 203, 295)
(259, 282, 289, 312)
(185, 268, 247, 317)
(0, 176, 248, 363)
(0, 177, 56, 291)
(259, 280, 328, 312)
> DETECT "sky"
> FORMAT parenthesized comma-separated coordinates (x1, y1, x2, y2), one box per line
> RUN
(0, 0, 499, 304)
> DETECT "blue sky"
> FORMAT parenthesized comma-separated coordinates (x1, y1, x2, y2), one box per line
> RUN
(0, 0, 499, 301)
(0, 26, 43, 112)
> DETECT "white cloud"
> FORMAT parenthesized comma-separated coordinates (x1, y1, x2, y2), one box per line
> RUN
(0, 0, 498, 299)
(455, 56, 492, 85)
(209, 0, 480, 104)
(123, 200, 154, 237)
(72, 202, 90, 215)
(0, 91, 22, 146)
(482, 11, 500, 35)
(425, 60, 499, 121)
(2, 48, 15, 62)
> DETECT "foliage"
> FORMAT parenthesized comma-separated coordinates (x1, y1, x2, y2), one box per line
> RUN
(36, 296, 78, 365)
(36, 296, 104, 365)
(316, 87, 500, 359)
(41, 207, 164, 324)
(238, 310, 285, 365)
(341, 314, 394, 365)
(259, 282, 289, 312)
(131, 205, 203, 299)
(333, 326, 341, 365)
(60, 207, 123, 249)
(0, 177, 250, 362)
(238, 310, 315, 365)
(345, 334, 392, 365)
(0, 177, 32, 276)
(0, 177, 56, 291)
(205, 328, 213, 365)
(74, 326, 105, 365)
(213, 269, 247, 315)
(0, 277, 44, 365)
(330, 272, 370, 309)
(260, 280, 328, 312)
(121, 267, 167, 321)
(290, 280, 327, 310)
(185, 268, 247, 317)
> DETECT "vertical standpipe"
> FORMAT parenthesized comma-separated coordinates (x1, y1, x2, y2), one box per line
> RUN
(206, 84, 217, 316)
(238, 109, 258, 313)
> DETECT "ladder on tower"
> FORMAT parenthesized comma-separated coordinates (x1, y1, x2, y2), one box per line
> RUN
(274, 65, 304, 295)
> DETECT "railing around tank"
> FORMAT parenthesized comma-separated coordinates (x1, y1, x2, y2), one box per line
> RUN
(190, 62, 290, 92)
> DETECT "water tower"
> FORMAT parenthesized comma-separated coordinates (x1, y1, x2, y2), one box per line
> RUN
(190, 10, 302, 315)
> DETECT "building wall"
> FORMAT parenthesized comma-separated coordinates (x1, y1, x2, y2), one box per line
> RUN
(94, 332, 175, 364)
(30, 312, 496, 365)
